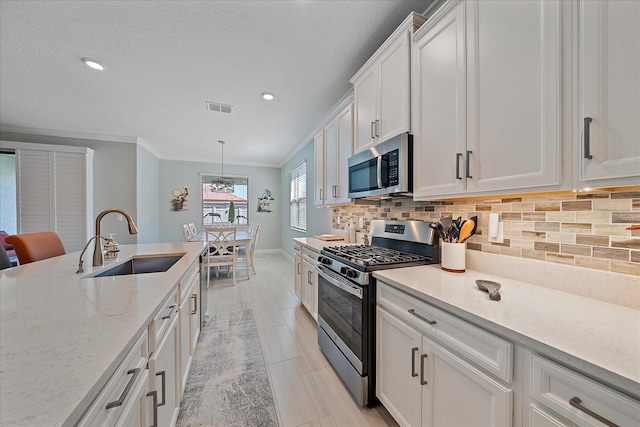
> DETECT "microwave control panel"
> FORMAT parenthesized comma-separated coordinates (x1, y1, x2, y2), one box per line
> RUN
(388, 149, 399, 186)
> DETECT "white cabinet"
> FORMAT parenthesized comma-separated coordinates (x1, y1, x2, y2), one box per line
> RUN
(293, 244, 302, 300)
(313, 129, 325, 206)
(412, 0, 562, 200)
(149, 294, 180, 426)
(351, 13, 426, 154)
(300, 247, 319, 321)
(376, 281, 514, 427)
(524, 353, 640, 427)
(114, 369, 151, 427)
(313, 98, 354, 207)
(178, 265, 200, 397)
(78, 330, 149, 427)
(577, 0, 640, 186)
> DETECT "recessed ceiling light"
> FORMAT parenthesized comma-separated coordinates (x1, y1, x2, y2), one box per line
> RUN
(261, 92, 275, 101)
(82, 58, 105, 71)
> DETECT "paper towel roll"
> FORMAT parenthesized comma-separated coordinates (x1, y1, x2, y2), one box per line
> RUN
(488, 213, 499, 238)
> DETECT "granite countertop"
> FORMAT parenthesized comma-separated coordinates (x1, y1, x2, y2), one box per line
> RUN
(373, 263, 640, 399)
(0, 242, 207, 427)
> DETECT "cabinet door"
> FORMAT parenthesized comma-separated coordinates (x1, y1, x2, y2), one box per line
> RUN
(579, 0, 640, 184)
(150, 315, 179, 427)
(324, 119, 338, 204)
(376, 307, 423, 427)
(178, 293, 191, 396)
(378, 29, 411, 142)
(189, 279, 200, 355)
(421, 336, 513, 427)
(466, 0, 561, 193)
(412, 1, 467, 199)
(334, 103, 354, 205)
(114, 370, 150, 427)
(353, 67, 378, 153)
(313, 129, 325, 206)
(301, 259, 317, 320)
(293, 253, 302, 299)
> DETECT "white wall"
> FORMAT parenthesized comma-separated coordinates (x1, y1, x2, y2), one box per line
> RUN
(158, 158, 281, 250)
(136, 144, 160, 243)
(0, 153, 17, 234)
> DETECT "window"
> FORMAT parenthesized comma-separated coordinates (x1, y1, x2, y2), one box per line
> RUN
(290, 161, 307, 231)
(202, 176, 249, 226)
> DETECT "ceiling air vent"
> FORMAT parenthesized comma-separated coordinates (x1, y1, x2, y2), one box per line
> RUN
(206, 101, 233, 114)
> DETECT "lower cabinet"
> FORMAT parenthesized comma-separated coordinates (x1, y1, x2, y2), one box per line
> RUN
(376, 306, 513, 427)
(150, 298, 180, 426)
(178, 267, 201, 396)
(301, 257, 317, 321)
(293, 244, 302, 300)
(115, 369, 150, 427)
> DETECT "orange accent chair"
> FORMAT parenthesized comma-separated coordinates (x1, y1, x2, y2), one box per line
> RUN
(5, 231, 66, 265)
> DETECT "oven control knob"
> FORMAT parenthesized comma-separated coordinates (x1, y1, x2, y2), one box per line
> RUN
(345, 268, 358, 278)
(319, 256, 332, 265)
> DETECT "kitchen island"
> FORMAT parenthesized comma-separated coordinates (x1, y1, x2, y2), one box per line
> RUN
(0, 242, 206, 427)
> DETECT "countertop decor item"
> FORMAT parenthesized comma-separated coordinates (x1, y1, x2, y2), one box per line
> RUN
(476, 279, 502, 301)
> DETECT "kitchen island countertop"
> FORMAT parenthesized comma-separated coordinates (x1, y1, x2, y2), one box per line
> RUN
(0, 241, 206, 427)
(374, 263, 640, 399)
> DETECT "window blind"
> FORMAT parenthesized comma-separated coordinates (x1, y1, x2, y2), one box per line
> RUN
(290, 161, 307, 231)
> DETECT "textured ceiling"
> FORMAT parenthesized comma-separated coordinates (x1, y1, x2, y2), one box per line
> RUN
(0, 0, 433, 167)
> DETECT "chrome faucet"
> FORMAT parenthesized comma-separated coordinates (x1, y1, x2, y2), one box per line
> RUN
(92, 209, 138, 267)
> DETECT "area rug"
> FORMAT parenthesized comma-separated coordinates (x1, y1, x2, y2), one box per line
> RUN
(176, 309, 279, 426)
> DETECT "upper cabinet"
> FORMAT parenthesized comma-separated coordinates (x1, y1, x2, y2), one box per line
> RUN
(351, 12, 427, 154)
(577, 0, 640, 187)
(314, 97, 354, 207)
(413, 0, 562, 200)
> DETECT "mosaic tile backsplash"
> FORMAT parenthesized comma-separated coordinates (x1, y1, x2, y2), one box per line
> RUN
(332, 189, 640, 276)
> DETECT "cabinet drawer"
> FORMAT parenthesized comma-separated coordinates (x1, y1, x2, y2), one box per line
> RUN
(377, 281, 513, 382)
(294, 243, 301, 255)
(179, 262, 198, 303)
(530, 354, 640, 427)
(78, 329, 148, 427)
(302, 246, 319, 260)
(149, 288, 178, 351)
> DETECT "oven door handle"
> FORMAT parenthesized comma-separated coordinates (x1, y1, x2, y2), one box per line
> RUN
(316, 265, 363, 299)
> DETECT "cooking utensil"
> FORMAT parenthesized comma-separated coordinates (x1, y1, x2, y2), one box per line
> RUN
(626, 225, 640, 230)
(459, 220, 475, 243)
(470, 216, 478, 236)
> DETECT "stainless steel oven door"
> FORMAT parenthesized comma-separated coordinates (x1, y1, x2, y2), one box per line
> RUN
(316, 264, 366, 374)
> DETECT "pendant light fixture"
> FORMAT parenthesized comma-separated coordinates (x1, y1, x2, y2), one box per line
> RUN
(210, 140, 234, 193)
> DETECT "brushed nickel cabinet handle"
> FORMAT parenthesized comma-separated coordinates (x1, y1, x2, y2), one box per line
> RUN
(106, 367, 141, 410)
(375, 119, 380, 137)
(408, 308, 436, 325)
(371, 121, 375, 139)
(332, 185, 337, 198)
(569, 397, 618, 427)
(319, 188, 323, 201)
(297, 263, 301, 274)
(466, 150, 472, 178)
(584, 117, 593, 159)
(146, 390, 158, 427)
(156, 370, 166, 406)
(420, 354, 428, 385)
(456, 153, 462, 180)
(191, 293, 197, 315)
(411, 347, 419, 377)
(162, 304, 178, 320)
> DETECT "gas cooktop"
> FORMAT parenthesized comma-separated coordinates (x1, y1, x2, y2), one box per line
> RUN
(321, 244, 432, 271)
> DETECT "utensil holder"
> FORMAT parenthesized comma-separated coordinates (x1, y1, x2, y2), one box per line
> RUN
(441, 242, 465, 273)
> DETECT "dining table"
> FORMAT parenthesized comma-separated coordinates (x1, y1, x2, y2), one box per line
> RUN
(190, 229, 252, 278)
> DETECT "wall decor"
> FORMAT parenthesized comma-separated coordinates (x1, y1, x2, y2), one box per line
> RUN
(257, 189, 274, 213)
(171, 186, 189, 211)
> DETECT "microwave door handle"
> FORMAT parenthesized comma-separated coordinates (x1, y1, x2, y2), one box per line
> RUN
(376, 155, 383, 189)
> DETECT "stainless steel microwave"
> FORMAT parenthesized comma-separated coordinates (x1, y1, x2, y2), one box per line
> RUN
(347, 133, 413, 198)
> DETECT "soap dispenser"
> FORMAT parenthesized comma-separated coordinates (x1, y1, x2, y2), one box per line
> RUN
(103, 234, 120, 260)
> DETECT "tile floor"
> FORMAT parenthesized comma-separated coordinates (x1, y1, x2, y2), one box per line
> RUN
(203, 252, 399, 427)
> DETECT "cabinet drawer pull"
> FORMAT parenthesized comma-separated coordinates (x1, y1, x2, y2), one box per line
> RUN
(411, 347, 419, 377)
(371, 121, 375, 139)
(332, 185, 337, 198)
(420, 354, 428, 385)
(408, 308, 436, 325)
(569, 397, 618, 427)
(319, 188, 323, 201)
(297, 263, 301, 274)
(375, 119, 380, 137)
(456, 153, 462, 180)
(191, 293, 198, 315)
(156, 370, 166, 406)
(105, 367, 141, 410)
(584, 117, 593, 159)
(466, 150, 472, 178)
(162, 304, 178, 320)
(146, 390, 158, 427)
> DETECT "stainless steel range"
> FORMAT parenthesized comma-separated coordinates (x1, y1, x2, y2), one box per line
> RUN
(315, 220, 438, 407)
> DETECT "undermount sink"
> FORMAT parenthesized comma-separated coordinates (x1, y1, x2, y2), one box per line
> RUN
(83, 253, 185, 278)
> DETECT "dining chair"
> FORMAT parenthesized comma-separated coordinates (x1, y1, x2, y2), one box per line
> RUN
(204, 227, 239, 287)
(5, 231, 66, 265)
(239, 223, 260, 275)
(181, 224, 192, 241)
(188, 223, 197, 237)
